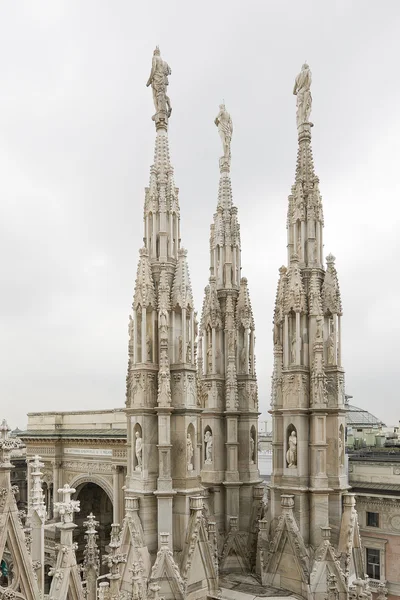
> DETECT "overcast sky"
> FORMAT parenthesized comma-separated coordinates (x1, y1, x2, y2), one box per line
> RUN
(0, 1, 399, 430)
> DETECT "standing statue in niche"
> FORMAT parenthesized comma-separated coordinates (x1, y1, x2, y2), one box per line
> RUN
(293, 63, 312, 127)
(286, 430, 297, 468)
(159, 308, 168, 336)
(135, 431, 143, 471)
(207, 343, 213, 372)
(204, 431, 213, 464)
(250, 436, 255, 464)
(339, 428, 344, 466)
(186, 433, 194, 471)
(240, 346, 247, 372)
(146, 46, 172, 118)
(215, 104, 233, 162)
(328, 322, 336, 364)
(291, 333, 297, 364)
(146, 335, 152, 361)
(186, 342, 192, 363)
(316, 316, 323, 340)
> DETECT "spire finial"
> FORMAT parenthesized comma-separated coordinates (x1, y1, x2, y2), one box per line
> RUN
(146, 46, 172, 129)
(215, 103, 233, 172)
(293, 63, 312, 128)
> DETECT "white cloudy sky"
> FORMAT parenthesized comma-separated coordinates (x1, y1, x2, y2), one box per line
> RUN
(0, 1, 399, 430)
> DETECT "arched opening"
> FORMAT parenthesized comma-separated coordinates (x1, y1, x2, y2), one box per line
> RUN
(74, 482, 113, 574)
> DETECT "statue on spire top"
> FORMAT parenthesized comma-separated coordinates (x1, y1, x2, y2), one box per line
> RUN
(146, 46, 172, 121)
(293, 63, 312, 127)
(215, 104, 233, 166)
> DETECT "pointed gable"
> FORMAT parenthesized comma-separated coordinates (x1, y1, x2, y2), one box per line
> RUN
(147, 533, 185, 600)
(236, 277, 255, 330)
(322, 254, 342, 316)
(133, 247, 156, 310)
(171, 248, 194, 309)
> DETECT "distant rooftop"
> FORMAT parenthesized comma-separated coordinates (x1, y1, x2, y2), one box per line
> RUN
(346, 403, 385, 428)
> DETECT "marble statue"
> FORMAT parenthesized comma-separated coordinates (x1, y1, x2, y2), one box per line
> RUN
(291, 333, 296, 364)
(286, 430, 297, 468)
(146, 46, 172, 117)
(339, 430, 344, 466)
(186, 342, 192, 363)
(159, 308, 168, 335)
(186, 433, 194, 471)
(146, 335, 152, 361)
(204, 431, 213, 464)
(250, 436, 255, 464)
(128, 314, 134, 341)
(293, 63, 312, 127)
(328, 323, 336, 364)
(215, 104, 233, 161)
(207, 343, 213, 372)
(316, 317, 323, 340)
(240, 346, 247, 372)
(135, 431, 142, 471)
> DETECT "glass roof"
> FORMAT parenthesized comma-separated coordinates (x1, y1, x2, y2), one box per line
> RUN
(346, 404, 385, 428)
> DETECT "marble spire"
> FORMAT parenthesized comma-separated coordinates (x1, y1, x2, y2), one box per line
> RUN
(123, 48, 218, 600)
(261, 65, 362, 600)
(199, 106, 262, 570)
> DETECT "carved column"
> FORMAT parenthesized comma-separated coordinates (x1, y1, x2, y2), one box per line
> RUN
(141, 308, 147, 363)
(112, 465, 120, 524)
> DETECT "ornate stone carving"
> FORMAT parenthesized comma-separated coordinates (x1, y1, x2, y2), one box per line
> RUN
(215, 104, 233, 164)
(204, 431, 213, 464)
(135, 432, 142, 472)
(186, 434, 194, 471)
(146, 46, 172, 119)
(293, 63, 312, 127)
(286, 430, 297, 468)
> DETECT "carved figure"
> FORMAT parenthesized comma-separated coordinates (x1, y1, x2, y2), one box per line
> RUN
(207, 343, 213, 372)
(339, 428, 344, 466)
(159, 309, 168, 335)
(146, 335, 152, 361)
(328, 322, 336, 364)
(146, 47, 172, 117)
(135, 431, 142, 471)
(286, 430, 297, 467)
(293, 63, 312, 126)
(178, 336, 183, 362)
(273, 323, 280, 346)
(204, 431, 213, 464)
(186, 342, 192, 363)
(316, 374, 326, 404)
(186, 433, 194, 471)
(316, 316, 323, 340)
(215, 104, 233, 160)
(240, 346, 247, 372)
(128, 315, 134, 341)
(291, 333, 296, 364)
(250, 436, 255, 464)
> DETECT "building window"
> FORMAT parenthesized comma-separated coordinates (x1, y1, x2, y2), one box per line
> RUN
(367, 512, 379, 527)
(366, 548, 380, 580)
